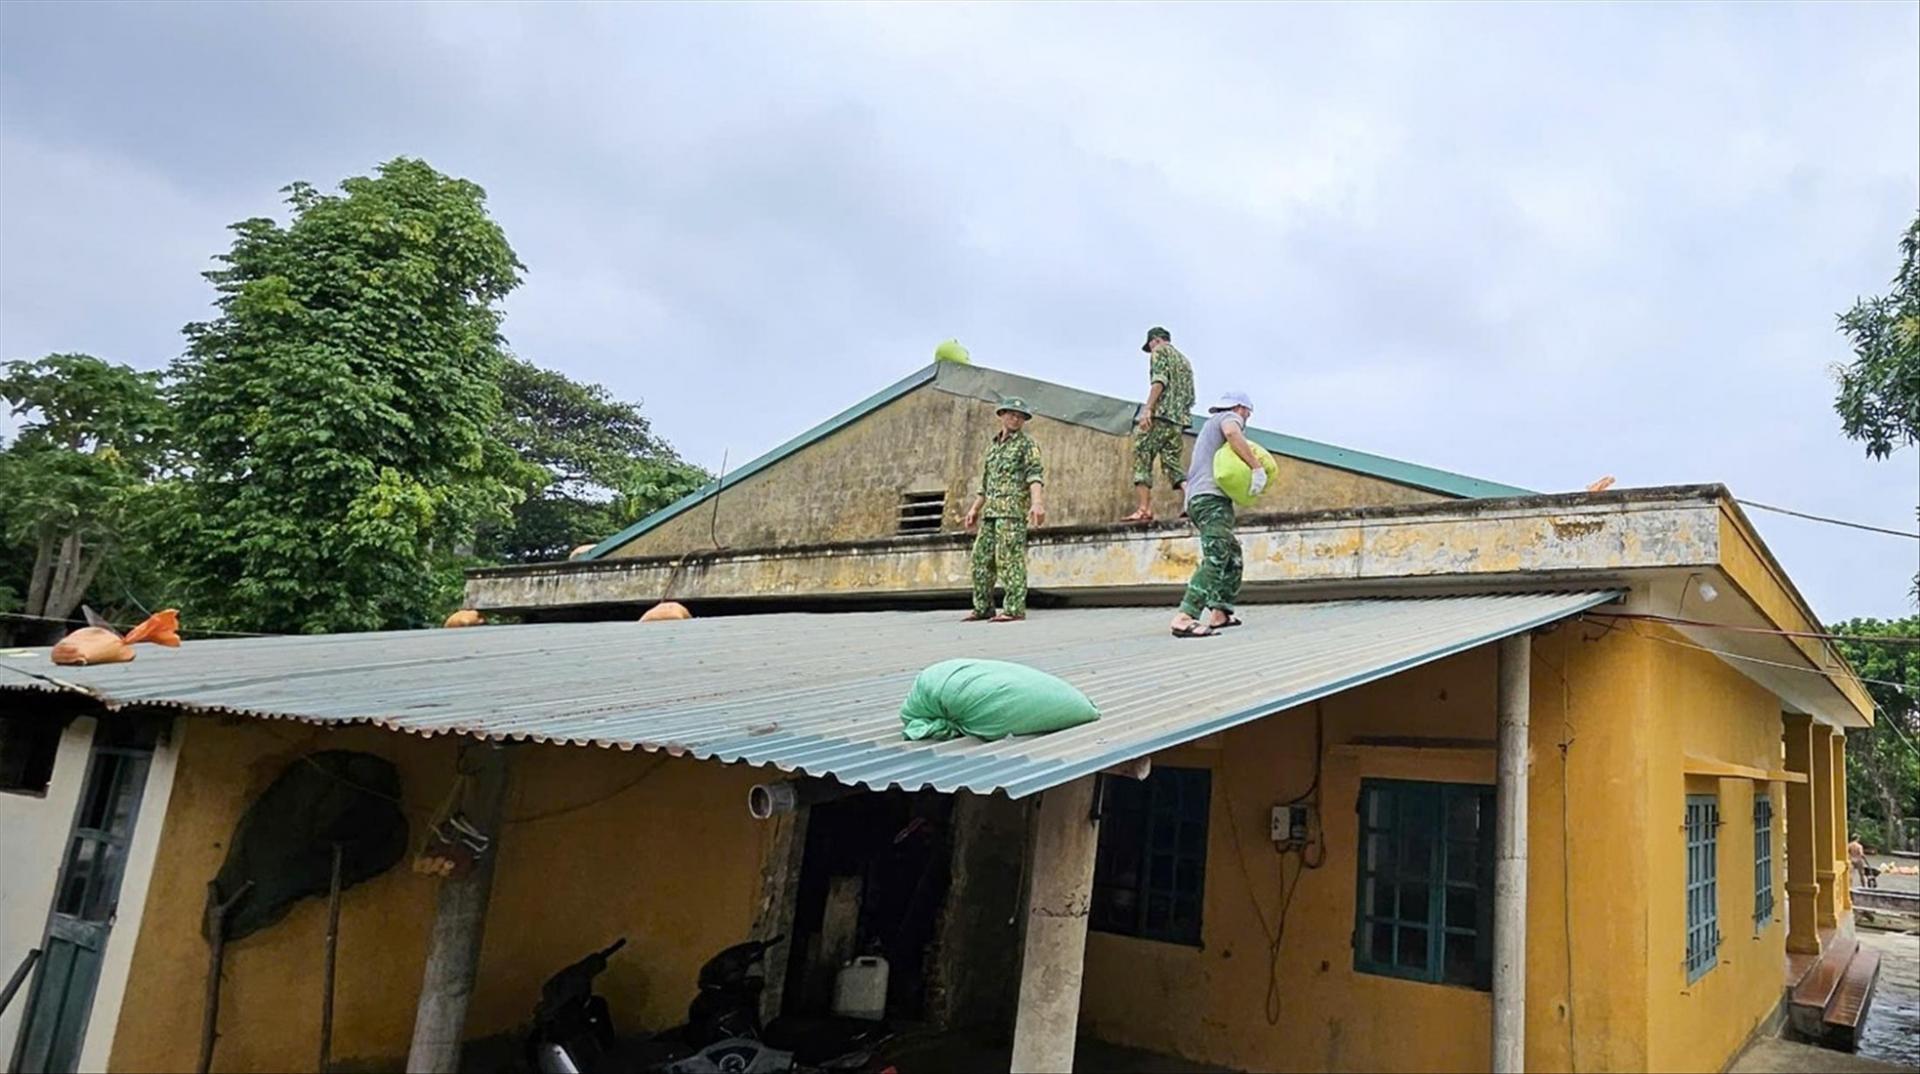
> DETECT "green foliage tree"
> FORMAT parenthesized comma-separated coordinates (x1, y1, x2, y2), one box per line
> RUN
(481, 358, 708, 563)
(0, 354, 174, 636)
(1835, 213, 1920, 459)
(170, 158, 526, 633)
(1833, 616, 1920, 851)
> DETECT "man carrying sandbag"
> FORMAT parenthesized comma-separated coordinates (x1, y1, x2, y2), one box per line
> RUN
(1171, 391, 1262, 638)
(1123, 326, 1195, 523)
(962, 397, 1047, 622)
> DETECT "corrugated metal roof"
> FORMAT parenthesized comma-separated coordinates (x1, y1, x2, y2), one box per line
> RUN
(0, 593, 1613, 798)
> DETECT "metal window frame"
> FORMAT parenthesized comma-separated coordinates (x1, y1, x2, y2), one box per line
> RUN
(1090, 766, 1211, 947)
(1752, 795, 1774, 928)
(1685, 793, 1721, 983)
(1353, 778, 1496, 989)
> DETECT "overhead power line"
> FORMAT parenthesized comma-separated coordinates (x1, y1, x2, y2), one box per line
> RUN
(1736, 499, 1918, 540)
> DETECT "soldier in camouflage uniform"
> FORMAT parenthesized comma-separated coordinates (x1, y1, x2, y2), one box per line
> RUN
(1125, 326, 1196, 522)
(962, 397, 1047, 622)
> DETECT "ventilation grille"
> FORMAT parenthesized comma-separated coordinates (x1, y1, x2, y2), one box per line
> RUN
(897, 491, 947, 534)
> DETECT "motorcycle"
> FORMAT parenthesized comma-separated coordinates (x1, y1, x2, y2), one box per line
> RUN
(527, 936, 889, 1074)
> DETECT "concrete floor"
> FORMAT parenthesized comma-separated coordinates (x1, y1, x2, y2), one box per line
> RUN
(1729, 1037, 1909, 1074)
(877, 1031, 1234, 1074)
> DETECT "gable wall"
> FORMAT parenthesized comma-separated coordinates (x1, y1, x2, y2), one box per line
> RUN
(611, 386, 1442, 559)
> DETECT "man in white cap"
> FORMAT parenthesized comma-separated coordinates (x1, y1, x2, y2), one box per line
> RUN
(1171, 391, 1263, 637)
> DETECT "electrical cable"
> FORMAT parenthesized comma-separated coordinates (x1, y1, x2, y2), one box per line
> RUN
(1735, 499, 1918, 540)
(1593, 616, 1918, 694)
(0, 610, 277, 638)
(1586, 611, 1920, 647)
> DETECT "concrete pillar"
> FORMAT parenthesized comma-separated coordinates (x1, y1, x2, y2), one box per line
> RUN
(1809, 726, 1839, 929)
(1010, 776, 1100, 1074)
(407, 742, 511, 1074)
(1782, 715, 1821, 955)
(1832, 735, 1852, 914)
(1493, 635, 1530, 1074)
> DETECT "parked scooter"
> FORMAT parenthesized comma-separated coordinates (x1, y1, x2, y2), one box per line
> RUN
(527, 936, 888, 1074)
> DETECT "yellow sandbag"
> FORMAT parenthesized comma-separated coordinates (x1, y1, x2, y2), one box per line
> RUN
(50, 609, 181, 666)
(933, 339, 971, 364)
(1212, 442, 1280, 507)
(444, 609, 485, 628)
(641, 601, 692, 622)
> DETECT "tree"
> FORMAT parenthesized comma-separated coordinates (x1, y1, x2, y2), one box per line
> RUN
(480, 358, 708, 563)
(170, 158, 526, 634)
(1833, 616, 1920, 851)
(1835, 212, 1920, 459)
(0, 354, 173, 637)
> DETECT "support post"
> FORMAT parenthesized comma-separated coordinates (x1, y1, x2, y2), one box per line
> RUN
(1831, 735, 1852, 914)
(319, 843, 343, 1074)
(1809, 726, 1839, 928)
(1782, 715, 1820, 955)
(1493, 634, 1530, 1074)
(1009, 775, 1100, 1074)
(406, 742, 510, 1074)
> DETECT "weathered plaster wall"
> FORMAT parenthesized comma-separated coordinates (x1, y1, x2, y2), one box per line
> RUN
(1079, 625, 1672, 1073)
(470, 495, 1722, 613)
(108, 720, 772, 1073)
(1643, 626, 1791, 1073)
(609, 385, 1439, 559)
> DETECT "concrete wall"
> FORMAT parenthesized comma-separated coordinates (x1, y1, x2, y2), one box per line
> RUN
(0, 716, 180, 1073)
(1643, 626, 1791, 1073)
(107, 719, 774, 1073)
(0, 718, 96, 1060)
(1075, 624, 1761, 1073)
(610, 384, 1439, 559)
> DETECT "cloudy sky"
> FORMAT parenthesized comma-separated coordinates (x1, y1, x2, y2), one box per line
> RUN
(1, 2, 1915, 619)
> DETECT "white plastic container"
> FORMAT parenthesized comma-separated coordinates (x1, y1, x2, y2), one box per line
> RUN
(830, 955, 890, 1021)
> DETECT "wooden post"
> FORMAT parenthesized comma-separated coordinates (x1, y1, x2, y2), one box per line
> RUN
(405, 743, 510, 1074)
(1493, 634, 1530, 1074)
(1782, 715, 1821, 955)
(1009, 776, 1100, 1074)
(318, 843, 344, 1074)
(198, 880, 253, 1074)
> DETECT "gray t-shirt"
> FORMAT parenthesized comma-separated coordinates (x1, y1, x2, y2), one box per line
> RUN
(1185, 410, 1244, 506)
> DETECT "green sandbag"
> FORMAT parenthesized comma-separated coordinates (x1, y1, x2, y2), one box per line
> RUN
(900, 658, 1100, 741)
(1213, 441, 1280, 507)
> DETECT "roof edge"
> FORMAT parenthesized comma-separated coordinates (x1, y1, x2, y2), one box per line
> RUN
(582, 364, 940, 559)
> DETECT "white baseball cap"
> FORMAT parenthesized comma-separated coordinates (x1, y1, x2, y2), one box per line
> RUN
(1209, 391, 1253, 412)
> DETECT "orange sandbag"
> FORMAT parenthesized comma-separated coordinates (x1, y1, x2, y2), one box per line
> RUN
(51, 609, 182, 666)
(640, 601, 691, 622)
(444, 609, 485, 628)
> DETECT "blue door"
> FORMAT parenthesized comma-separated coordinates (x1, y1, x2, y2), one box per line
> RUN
(10, 719, 159, 1074)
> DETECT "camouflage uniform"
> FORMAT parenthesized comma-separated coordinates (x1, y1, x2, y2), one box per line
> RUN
(972, 428, 1045, 618)
(1133, 343, 1196, 488)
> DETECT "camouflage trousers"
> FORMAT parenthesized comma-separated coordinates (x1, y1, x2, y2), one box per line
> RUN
(1179, 494, 1242, 617)
(1132, 419, 1186, 488)
(971, 516, 1029, 617)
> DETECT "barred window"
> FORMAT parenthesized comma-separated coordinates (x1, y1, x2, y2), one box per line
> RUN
(1753, 794, 1775, 927)
(1685, 794, 1721, 982)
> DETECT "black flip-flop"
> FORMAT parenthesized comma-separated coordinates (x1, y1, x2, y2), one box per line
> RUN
(1214, 615, 1244, 630)
(1171, 623, 1216, 639)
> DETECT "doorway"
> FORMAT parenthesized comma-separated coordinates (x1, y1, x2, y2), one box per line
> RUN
(10, 717, 161, 1074)
(782, 790, 953, 1023)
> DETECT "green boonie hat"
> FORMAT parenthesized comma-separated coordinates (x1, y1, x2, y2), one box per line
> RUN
(995, 396, 1033, 418)
(1141, 326, 1171, 352)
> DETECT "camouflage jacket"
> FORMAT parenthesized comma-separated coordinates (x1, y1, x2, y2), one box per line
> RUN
(1149, 344, 1196, 425)
(977, 429, 1046, 518)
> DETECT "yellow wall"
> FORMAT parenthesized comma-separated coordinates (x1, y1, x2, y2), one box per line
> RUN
(109, 719, 772, 1072)
(613, 386, 1440, 558)
(1080, 624, 1657, 1072)
(1643, 626, 1790, 1073)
